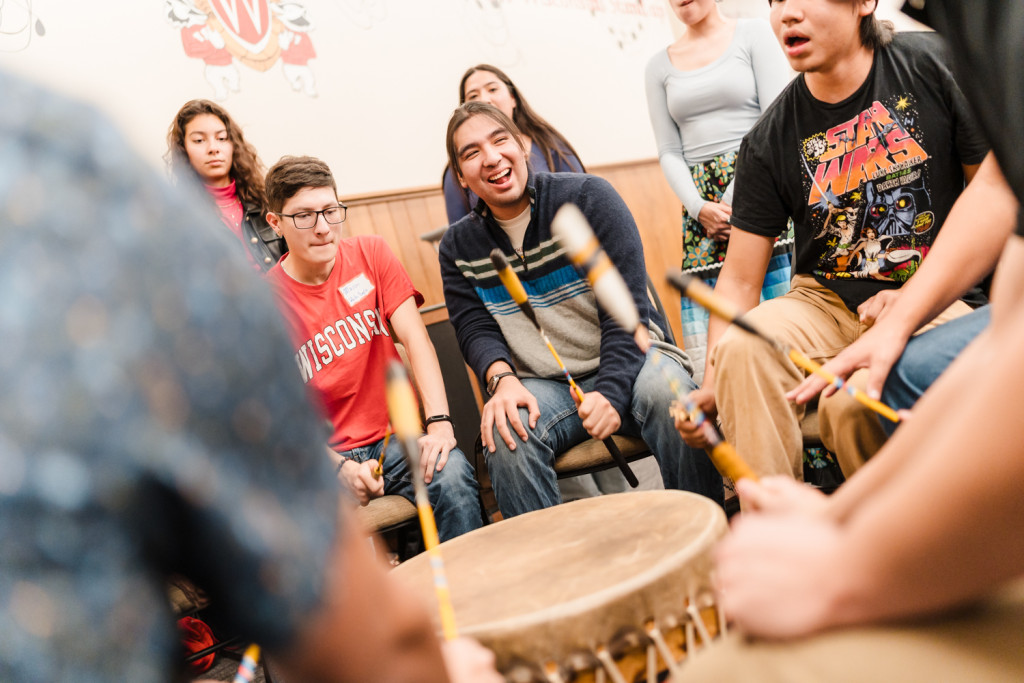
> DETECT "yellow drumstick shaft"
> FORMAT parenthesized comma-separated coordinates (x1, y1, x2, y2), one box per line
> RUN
(786, 349, 901, 423)
(417, 502, 458, 640)
(669, 271, 901, 424)
(385, 362, 459, 640)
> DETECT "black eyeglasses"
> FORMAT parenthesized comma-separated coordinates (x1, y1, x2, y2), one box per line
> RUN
(277, 204, 347, 229)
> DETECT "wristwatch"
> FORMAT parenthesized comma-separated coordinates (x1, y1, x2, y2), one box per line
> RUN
(424, 414, 453, 427)
(486, 371, 517, 396)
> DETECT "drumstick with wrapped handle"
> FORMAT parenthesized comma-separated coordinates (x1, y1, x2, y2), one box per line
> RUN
(489, 248, 639, 488)
(667, 271, 901, 424)
(231, 644, 260, 683)
(551, 203, 759, 484)
(372, 429, 390, 479)
(385, 361, 458, 640)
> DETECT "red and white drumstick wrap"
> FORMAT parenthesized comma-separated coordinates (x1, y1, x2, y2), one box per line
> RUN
(490, 249, 639, 488)
(385, 361, 459, 640)
(551, 204, 758, 483)
(667, 271, 900, 425)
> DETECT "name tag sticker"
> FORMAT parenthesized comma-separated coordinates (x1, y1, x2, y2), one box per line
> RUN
(340, 273, 375, 307)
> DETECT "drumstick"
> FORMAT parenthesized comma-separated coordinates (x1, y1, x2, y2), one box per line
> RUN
(667, 271, 901, 424)
(372, 429, 390, 479)
(231, 643, 260, 683)
(551, 204, 759, 484)
(489, 248, 639, 488)
(385, 361, 458, 640)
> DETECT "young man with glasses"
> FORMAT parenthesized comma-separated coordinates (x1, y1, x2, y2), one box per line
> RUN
(265, 156, 482, 542)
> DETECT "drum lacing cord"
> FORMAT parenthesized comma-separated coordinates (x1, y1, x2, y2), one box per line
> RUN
(686, 603, 714, 649)
(646, 625, 684, 682)
(595, 647, 630, 683)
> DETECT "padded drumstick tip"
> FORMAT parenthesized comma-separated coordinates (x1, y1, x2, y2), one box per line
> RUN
(385, 360, 421, 445)
(552, 203, 641, 333)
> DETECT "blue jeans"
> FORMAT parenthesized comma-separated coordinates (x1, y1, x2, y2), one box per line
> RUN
(339, 437, 482, 541)
(881, 305, 991, 436)
(485, 349, 724, 518)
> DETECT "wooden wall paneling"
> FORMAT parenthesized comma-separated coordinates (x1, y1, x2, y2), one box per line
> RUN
(391, 196, 446, 307)
(595, 162, 684, 346)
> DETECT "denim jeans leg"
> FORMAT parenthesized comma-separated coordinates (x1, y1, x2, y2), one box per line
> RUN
(378, 437, 482, 542)
(485, 377, 590, 518)
(628, 349, 724, 507)
(881, 305, 990, 436)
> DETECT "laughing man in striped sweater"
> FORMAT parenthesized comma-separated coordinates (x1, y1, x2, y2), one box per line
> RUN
(439, 102, 723, 518)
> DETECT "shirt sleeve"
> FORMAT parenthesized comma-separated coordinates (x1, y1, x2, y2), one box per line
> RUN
(729, 132, 792, 239)
(439, 225, 516, 383)
(645, 51, 709, 219)
(365, 236, 424, 320)
(722, 20, 793, 207)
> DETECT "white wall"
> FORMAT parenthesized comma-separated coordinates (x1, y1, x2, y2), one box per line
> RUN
(0, 0, 925, 195)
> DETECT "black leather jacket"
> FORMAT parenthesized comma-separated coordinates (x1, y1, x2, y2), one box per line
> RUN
(242, 201, 288, 271)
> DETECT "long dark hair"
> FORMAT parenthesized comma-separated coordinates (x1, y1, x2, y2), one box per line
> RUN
(165, 99, 268, 209)
(458, 64, 584, 174)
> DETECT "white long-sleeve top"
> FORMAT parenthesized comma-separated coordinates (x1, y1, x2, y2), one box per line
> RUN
(645, 18, 792, 219)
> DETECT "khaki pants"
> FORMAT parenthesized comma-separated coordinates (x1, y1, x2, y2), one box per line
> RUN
(681, 581, 1024, 682)
(712, 275, 970, 479)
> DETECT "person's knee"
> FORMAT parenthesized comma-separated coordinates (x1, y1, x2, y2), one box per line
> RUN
(713, 325, 762, 371)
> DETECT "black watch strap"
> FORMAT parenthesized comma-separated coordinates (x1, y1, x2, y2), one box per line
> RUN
(487, 371, 516, 395)
(424, 414, 453, 427)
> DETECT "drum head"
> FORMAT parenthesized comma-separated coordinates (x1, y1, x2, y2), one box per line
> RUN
(392, 490, 727, 669)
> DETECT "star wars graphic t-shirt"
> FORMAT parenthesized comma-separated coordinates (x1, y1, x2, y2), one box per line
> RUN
(730, 32, 989, 312)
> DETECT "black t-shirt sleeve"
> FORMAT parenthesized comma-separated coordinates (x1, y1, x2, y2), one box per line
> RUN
(730, 131, 792, 239)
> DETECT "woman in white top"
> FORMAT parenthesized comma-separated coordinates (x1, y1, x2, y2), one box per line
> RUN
(645, 0, 793, 383)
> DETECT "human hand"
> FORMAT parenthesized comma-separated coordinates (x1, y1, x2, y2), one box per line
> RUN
(856, 289, 902, 326)
(418, 421, 457, 483)
(735, 476, 829, 517)
(698, 201, 733, 242)
(339, 459, 385, 505)
(673, 387, 717, 449)
(715, 512, 848, 638)
(441, 637, 504, 683)
(481, 377, 539, 453)
(577, 390, 621, 440)
(786, 322, 910, 405)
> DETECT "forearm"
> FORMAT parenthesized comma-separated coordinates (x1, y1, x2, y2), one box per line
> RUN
(702, 243, 769, 387)
(658, 152, 707, 218)
(874, 153, 1014, 335)
(830, 319, 1024, 625)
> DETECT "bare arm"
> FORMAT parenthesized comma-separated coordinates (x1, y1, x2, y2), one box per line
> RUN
(677, 229, 774, 446)
(718, 237, 1024, 638)
(390, 296, 457, 483)
(789, 153, 1016, 403)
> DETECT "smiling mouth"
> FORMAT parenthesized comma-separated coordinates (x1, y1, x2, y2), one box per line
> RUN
(488, 168, 511, 184)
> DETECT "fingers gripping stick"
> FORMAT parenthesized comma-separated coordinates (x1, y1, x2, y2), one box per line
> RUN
(667, 271, 900, 424)
(385, 361, 458, 640)
(489, 248, 639, 488)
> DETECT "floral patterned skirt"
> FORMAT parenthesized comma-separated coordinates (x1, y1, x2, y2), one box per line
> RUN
(679, 151, 794, 385)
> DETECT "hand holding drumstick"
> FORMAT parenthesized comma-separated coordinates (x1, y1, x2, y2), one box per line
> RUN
(551, 204, 758, 483)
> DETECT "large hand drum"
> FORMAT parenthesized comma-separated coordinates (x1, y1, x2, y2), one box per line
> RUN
(392, 490, 728, 682)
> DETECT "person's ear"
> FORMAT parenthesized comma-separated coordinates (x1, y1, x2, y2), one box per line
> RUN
(266, 211, 281, 235)
(457, 170, 469, 189)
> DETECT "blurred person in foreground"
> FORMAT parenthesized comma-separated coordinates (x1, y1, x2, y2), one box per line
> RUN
(0, 70, 499, 683)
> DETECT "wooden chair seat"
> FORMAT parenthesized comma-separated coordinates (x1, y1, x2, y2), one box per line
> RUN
(356, 494, 418, 535)
(553, 435, 651, 478)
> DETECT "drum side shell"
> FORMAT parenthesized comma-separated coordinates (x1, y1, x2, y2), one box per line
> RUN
(391, 490, 728, 670)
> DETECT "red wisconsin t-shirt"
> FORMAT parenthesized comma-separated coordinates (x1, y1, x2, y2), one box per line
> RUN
(267, 235, 424, 450)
